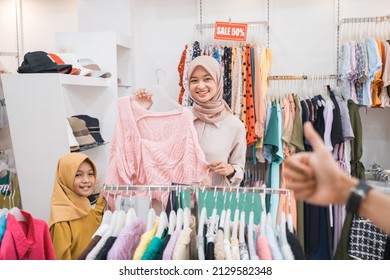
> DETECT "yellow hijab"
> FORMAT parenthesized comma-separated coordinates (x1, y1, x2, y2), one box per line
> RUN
(48, 153, 97, 228)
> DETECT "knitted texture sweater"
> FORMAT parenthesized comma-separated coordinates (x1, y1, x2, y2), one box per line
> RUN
(106, 97, 209, 205)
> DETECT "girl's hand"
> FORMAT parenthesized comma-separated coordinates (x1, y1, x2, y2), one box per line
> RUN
(134, 88, 153, 110)
(208, 161, 235, 177)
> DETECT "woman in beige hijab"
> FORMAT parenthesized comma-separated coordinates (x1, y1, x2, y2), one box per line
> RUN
(49, 153, 106, 260)
(135, 56, 246, 187)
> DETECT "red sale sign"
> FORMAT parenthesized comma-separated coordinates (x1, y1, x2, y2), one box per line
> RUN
(214, 21, 248, 41)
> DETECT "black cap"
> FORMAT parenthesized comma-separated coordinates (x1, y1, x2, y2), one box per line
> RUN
(72, 115, 105, 144)
(18, 51, 72, 74)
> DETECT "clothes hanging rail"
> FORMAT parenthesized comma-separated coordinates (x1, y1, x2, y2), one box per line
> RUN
(268, 74, 339, 81)
(0, 52, 18, 57)
(338, 14, 390, 26)
(103, 184, 290, 195)
(194, 20, 269, 30)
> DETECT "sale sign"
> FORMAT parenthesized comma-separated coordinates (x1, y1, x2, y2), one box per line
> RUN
(214, 21, 248, 41)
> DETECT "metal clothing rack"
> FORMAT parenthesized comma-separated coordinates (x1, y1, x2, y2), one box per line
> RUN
(337, 14, 390, 26)
(103, 184, 290, 217)
(103, 183, 289, 195)
(0, 52, 18, 57)
(268, 74, 339, 81)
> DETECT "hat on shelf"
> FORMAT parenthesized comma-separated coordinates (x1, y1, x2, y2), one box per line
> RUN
(17, 51, 72, 74)
(72, 114, 105, 144)
(54, 53, 93, 76)
(67, 117, 96, 147)
(65, 119, 80, 152)
(78, 58, 111, 78)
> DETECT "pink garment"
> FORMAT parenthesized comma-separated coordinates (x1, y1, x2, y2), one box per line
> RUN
(107, 218, 146, 260)
(0, 210, 56, 260)
(106, 97, 209, 205)
(162, 229, 181, 260)
(256, 226, 272, 260)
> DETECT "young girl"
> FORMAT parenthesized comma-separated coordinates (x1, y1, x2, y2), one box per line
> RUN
(49, 153, 106, 260)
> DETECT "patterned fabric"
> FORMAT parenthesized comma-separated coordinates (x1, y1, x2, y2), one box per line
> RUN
(348, 215, 387, 260)
(222, 46, 232, 107)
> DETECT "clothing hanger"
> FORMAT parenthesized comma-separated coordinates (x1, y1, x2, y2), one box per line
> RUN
(175, 188, 184, 231)
(248, 188, 258, 260)
(238, 189, 247, 244)
(231, 190, 240, 240)
(156, 188, 169, 238)
(113, 209, 126, 237)
(219, 187, 227, 229)
(260, 184, 267, 237)
(167, 190, 176, 235)
(183, 191, 191, 230)
(146, 187, 156, 231)
(125, 188, 137, 226)
(198, 186, 207, 236)
(147, 68, 183, 112)
(207, 186, 219, 237)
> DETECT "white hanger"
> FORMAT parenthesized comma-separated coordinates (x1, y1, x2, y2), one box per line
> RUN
(10, 207, 26, 222)
(175, 207, 184, 231)
(113, 210, 126, 236)
(126, 207, 137, 227)
(231, 190, 240, 240)
(108, 210, 119, 232)
(125, 188, 137, 226)
(248, 189, 258, 260)
(146, 188, 156, 231)
(219, 188, 227, 229)
(183, 190, 190, 230)
(168, 210, 176, 235)
(260, 184, 267, 237)
(102, 210, 113, 225)
(147, 68, 182, 112)
(155, 188, 169, 238)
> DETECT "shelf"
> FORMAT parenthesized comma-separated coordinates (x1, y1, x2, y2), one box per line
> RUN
(60, 74, 110, 87)
(116, 32, 132, 49)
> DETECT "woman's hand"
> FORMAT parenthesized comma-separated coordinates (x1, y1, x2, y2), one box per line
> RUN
(134, 88, 153, 110)
(208, 161, 235, 177)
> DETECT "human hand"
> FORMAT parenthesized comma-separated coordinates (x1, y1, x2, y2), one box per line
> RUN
(133, 88, 153, 110)
(283, 122, 355, 206)
(208, 161, 235, 177)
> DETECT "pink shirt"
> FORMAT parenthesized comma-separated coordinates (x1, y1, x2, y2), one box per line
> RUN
(106, 97, 209, 205)
(0, 210, 55, 260)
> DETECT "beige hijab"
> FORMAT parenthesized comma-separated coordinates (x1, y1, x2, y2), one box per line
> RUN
(187, 56, 232, 124)
(49, 153, 97, 228)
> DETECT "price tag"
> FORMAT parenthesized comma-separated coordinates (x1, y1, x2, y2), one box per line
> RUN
(214, 21, 248, 42)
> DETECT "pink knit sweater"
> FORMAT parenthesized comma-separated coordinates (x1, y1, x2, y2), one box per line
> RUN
(106, 97, 209, 205)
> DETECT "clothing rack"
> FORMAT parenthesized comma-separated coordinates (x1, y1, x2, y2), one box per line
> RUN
(194, 20, 269, 30)
(268, 74, 339, 81)
(103, 184, 289, 195)
(0, 52, 18, 57)
(103, 184, 290, 218)
(338, 14, 390, 26)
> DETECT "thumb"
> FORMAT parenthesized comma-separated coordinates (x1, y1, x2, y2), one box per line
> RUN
(303, 121, 325, 152)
